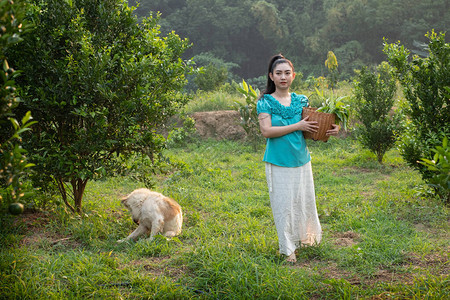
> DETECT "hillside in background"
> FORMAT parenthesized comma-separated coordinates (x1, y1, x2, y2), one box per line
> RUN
(128, 0, 449, 79)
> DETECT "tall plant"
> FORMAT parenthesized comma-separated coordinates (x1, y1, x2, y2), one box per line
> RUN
(9, 0, 192, 213)
(384, 30, 449, 197)
(353, 63, 402, 163)
(234, 80, 262, 151)
(325, 50, 339, 89)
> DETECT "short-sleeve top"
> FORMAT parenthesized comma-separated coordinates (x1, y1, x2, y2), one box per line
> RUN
(256, 93, 310, 167)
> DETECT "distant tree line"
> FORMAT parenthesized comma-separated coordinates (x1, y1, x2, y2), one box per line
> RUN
(128, 0, 449, 80)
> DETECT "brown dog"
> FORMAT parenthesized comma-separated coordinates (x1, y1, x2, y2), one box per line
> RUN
(117, 188, 182, 243)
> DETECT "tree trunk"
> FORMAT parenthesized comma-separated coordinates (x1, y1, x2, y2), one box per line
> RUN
(56, 177, 75, 213)
(71, 178, 88, 213)
(377, 151, 384, 164)
(55, 177, 88, 213)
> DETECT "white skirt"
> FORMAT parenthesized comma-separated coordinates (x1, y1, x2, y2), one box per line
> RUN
(265, 162, 322, 256)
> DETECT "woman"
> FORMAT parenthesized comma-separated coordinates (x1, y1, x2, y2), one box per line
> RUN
(256, 54, 339, 263)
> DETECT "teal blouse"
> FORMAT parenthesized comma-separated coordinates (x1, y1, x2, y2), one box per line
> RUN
(256, 93, 310, 167)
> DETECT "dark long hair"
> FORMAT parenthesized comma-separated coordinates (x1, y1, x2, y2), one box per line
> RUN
(260, 54, 295, 97)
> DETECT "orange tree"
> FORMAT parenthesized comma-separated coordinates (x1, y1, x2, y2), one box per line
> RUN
(353, 63, 402, 164)
(8, 0, 193, 213)
(0, 0, 35, 207)
(384, 31, 449, 200)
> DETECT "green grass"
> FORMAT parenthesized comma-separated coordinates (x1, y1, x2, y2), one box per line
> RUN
(1, 138, 449, 299)
(183, 90, 242, 113)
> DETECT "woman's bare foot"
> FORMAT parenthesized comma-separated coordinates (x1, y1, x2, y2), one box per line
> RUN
(286, 252, 297, 263)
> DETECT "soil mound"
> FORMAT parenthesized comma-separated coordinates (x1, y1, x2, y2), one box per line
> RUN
(191, 110, 246, 140)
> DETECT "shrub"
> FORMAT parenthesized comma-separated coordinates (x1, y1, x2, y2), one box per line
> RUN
(384, 30, 449, 184)
(234, 80, 262, 151)
(353, 63, 402, 163)
(9, 0, 192, 213)
(190, 53, 239, 92)
(194, 63, 228, 91)
(419, 137, 450, 204)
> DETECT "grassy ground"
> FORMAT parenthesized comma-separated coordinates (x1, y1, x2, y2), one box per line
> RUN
(1, 138, 449, 299)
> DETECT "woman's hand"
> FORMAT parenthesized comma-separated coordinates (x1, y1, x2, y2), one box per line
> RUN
(259, 113, 318, 138)
(326, 124, 340, 136)
(298, 115, 319, 133)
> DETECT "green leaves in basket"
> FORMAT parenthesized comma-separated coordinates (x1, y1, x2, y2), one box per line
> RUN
(316, 91, 350, 130)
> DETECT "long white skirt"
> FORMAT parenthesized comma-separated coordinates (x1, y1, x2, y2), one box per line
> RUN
(265, 162, 322, 256)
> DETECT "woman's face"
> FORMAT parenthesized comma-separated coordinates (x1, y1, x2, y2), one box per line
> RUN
(269, 62, 295, 91)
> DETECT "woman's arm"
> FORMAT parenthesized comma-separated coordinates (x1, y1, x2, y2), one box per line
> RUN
(258, 113, 319, 138)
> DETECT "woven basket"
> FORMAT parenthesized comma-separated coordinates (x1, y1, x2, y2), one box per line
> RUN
(301, 107, 336, 142)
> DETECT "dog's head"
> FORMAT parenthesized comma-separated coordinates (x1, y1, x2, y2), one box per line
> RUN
(121, 196, 140, 225)
(121, 196, 130, 209)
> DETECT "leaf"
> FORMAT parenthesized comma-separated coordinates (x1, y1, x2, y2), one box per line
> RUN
(21, 111, 33, 124)
(433, 152, 439, 162)
(241, 79, 248, 93)
(249, 85, 258, 98)
(3, 59, 9, 71)
(9, 118, 20, 130)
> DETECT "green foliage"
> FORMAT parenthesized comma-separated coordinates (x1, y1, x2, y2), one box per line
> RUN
(190, 53, 238, 92)
(194, 63, 228, 91)
(0, 112, 36, 204)
(251, 1, 285, 41)
(234, 80, 262, 151)
(419, 137, 450, 203)
(384, 31, 450, 189)
(245, 75, 266, 92)
(304, 75, 327, 91)
(8, 0, 192, 213)
(314, 89, 350, 130)
(353, 63, 402, 163)
(333, 40, 368, 79)
(0, 55, 20, 119)
(0, 0, 34, 207)
(166, 114, 196, 149)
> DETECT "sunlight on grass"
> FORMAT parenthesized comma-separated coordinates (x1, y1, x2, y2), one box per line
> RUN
(1, 138, 448, 299)
(183, 90, 243, 113)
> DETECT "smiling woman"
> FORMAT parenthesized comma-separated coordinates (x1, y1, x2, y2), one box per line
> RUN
(269, 63, 295, 100)
(257, 54, 340, 263)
